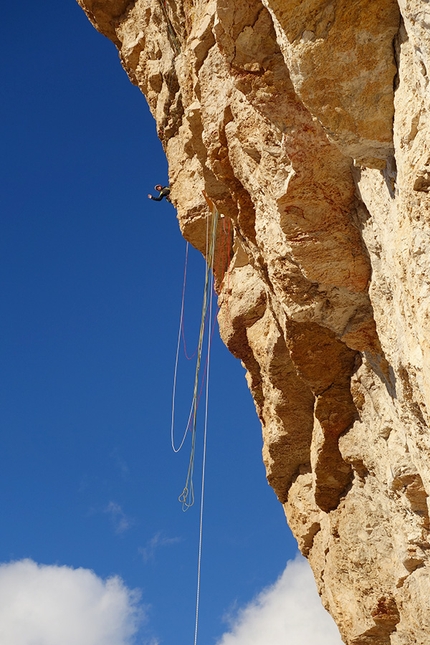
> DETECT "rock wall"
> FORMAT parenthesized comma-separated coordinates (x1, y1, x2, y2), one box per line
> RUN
(77, 0, 430, 642)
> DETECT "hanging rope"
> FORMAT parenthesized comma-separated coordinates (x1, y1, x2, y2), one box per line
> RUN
(178, 198, 219, 510)
(171, 241, 193, 454)
(192, 219, 215, 645)
(170, 238, 218, 457)
(169, 193, 220, 645)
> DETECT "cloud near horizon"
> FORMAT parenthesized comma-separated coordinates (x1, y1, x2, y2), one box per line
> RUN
(216, 556, 343, 645)
(0, 556, 343, 645)
(0, 559, 143, 645)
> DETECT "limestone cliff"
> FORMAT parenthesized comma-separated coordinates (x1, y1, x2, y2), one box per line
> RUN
(77, 0, 430, 642)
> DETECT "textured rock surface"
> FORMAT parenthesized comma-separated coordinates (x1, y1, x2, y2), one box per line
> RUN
(76, 0, 430, 642)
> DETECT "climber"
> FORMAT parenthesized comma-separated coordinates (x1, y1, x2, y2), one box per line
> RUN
(148, 184, 171, 202)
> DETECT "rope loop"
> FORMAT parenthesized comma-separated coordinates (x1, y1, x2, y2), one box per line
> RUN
(169, 191, 220, 645)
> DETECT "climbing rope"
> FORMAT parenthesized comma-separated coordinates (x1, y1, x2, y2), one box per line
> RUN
(178, 199, 219, 510)
(170, 241, 193, 454)
(193, 221, 215, 645)
(170, 193, 220, 645)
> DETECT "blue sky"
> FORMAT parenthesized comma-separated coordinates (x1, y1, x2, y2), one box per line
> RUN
(1, 2, 342, 644)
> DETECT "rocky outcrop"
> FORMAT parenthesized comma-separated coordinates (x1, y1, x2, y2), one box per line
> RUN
(77, 0, 430, 642)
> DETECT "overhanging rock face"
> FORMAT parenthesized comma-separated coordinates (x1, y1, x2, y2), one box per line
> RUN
(77, 0, 430, 642)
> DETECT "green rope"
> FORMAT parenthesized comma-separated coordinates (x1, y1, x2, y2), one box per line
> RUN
(178, 205, 219, 511)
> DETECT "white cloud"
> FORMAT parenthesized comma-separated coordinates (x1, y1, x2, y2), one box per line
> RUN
(105, 502, 134, 534)
(0, 559, 143, 645)
(139, 531, 182, 563)
(217, 555, 343, 645)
